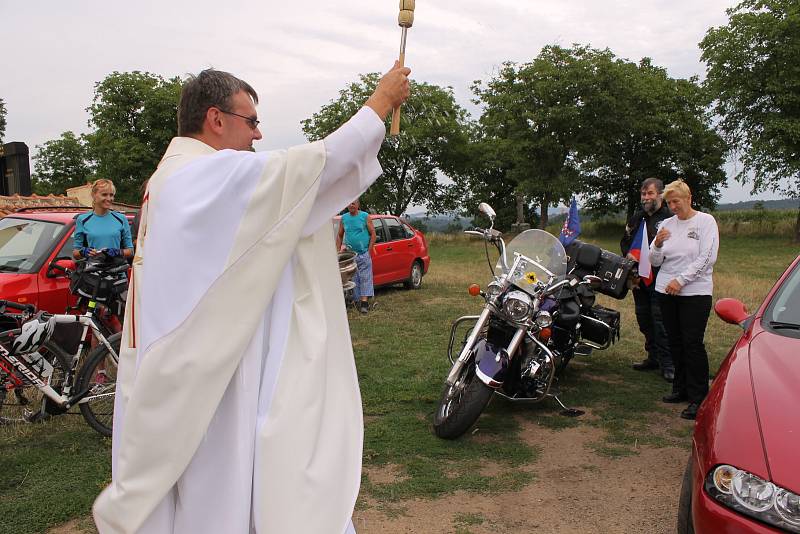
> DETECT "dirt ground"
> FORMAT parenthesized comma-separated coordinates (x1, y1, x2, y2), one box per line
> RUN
(49, 411, 691, 534)
(356, 414, 691, 534)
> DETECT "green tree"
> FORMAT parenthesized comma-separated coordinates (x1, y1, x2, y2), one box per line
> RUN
(301, 74, 471, 215)
(0, 98, 6, 143)
(581, 57, 727, 216)
(472, 46, 618, 228)
(31, 131, 93, 195)
(700, 0, 800, 241)
(85, 71, 182, 203)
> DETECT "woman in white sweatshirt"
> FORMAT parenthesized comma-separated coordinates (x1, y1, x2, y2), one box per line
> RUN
(649, 179, 719, 420)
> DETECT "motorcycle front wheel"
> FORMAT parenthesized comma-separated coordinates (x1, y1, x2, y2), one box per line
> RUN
(433, 362, 492, 439)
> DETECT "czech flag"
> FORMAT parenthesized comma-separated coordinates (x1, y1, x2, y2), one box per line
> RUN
(628, 219, 653, 286)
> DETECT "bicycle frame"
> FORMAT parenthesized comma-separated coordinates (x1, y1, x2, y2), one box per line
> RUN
(0, 309, 119, 412)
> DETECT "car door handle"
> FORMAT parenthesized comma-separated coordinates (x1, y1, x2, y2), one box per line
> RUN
(407, 243, 413, 247)
(386, 246, 393, 251)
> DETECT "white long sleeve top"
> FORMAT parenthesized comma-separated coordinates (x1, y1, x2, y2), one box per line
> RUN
(649, 211, 719, 296)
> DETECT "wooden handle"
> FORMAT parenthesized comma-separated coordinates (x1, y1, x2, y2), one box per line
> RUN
(390, 52, 406, 136)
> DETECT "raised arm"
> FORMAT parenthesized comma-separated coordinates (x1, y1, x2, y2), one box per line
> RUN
(301, 63, 411, 237)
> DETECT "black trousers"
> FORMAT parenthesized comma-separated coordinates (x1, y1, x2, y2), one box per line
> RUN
(657, 293, 712, 403)
(633, 282, 672, 370)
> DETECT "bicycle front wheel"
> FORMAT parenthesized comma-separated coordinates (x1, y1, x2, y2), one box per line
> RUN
(75, 332, 121, 437)
(0, 329, 71, 425)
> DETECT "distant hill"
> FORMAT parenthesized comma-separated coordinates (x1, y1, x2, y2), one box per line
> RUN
(405, 213, 471, 233)
(405, 198, 798, 233)
(714, 198, 797, 211)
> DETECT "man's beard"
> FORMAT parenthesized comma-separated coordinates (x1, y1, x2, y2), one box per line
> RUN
(642, 199, 658, 214)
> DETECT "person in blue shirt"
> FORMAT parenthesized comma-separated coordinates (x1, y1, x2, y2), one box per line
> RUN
(72, 179, 134, 260)
(336, 199, 376, 314)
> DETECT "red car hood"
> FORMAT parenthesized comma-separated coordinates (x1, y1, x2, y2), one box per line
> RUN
(749, 329, 800, 493)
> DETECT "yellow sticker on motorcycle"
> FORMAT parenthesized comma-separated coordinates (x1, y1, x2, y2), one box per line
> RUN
(524, 271, 538, 284)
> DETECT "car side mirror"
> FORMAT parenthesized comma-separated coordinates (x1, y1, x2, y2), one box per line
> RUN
(47, 258, 76, 278)
(714, 298, 749, 328)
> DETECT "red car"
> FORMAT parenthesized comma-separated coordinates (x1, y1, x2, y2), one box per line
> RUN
(0, 208, 136, 330)
(334, 214, 430, 289)
(678, 254, 800, 533)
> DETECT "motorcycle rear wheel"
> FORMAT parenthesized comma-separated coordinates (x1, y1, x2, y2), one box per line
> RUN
(433, 363, 492, 439)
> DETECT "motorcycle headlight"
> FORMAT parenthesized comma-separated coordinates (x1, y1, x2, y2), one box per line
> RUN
(705, 465, 800, 532)
(535, 310, 553, 328)
(503, 290, 532, 322)
(486, 281, 503, 302)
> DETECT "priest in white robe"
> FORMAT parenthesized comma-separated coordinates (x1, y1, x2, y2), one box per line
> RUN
(93, 64, 410, 534)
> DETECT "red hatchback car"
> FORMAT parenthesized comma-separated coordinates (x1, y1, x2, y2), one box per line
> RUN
(334, 214, 430, 289)
(678, 254, 800, 533)
(0, 209, 136, 330)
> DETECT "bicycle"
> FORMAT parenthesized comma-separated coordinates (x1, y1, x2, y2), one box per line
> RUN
(0, 295, 121, 437)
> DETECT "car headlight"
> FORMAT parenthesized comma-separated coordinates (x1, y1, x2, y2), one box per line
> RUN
(535, 310, 553, 328)
(503, 290, 532, 322)
(706, 465, 800, 532)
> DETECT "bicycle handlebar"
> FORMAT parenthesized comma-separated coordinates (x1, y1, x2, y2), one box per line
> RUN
(0, 300, 36, 314)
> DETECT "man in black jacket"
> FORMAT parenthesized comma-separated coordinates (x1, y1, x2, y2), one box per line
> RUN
(621, 177, 674, 382)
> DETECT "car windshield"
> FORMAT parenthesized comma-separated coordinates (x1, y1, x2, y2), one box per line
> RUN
(763, 259, 800, 336)
(0, 217, 65, 273)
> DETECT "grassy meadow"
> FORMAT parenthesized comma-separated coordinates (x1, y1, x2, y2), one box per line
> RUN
(0, 225, 798, 533)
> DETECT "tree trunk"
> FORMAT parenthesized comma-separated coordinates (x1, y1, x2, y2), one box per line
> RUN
(795, 201, 800, 243)
(539, 192, 550, 229)
(515, 190, 525, 225)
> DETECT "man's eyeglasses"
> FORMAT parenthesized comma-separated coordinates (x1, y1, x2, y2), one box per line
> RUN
(217, 108, 260, 130)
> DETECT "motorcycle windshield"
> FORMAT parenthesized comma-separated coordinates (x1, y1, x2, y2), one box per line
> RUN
(497, 229, 568, 296)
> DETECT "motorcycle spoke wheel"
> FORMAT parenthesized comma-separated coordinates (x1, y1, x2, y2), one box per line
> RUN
(433, 363, 493, 440)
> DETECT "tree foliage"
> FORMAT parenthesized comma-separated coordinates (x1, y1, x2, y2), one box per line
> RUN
(471, 46, 602, 228)
(0, 98, 6, 144)
(31, 131, 92, 195)
(700, 0, 800, 239)
(581, 57, 727, 216)
(85, 71, 183, 203)
(301, 74, 471, 215)
(469, 45, 726, 225)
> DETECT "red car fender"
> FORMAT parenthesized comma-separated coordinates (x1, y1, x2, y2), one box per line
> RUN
(694, 326, 771, 486)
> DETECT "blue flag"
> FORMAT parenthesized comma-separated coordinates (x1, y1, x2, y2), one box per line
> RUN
(559, 197, 581, 246)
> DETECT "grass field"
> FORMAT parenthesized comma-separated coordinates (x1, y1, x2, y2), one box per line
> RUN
(1, 232, 797, 533)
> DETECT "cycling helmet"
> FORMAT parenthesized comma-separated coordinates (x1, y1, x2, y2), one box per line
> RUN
(12, 313, 56, 355)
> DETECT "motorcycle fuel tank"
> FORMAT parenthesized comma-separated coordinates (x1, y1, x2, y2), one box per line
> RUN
(473, 338, 508, 388)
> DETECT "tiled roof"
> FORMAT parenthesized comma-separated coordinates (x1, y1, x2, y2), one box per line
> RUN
(0, 194, 84, 218)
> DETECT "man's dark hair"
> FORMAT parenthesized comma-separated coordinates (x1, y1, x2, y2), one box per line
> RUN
(178, 69, 259, 136)
(640, 177, 664, 193)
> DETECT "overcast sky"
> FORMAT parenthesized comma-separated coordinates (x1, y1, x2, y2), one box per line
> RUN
(1, 0, 782, 203)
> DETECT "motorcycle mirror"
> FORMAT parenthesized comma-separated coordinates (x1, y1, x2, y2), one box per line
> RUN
(478, 202, 496, 220)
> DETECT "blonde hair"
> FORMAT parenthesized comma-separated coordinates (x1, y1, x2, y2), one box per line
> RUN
(663, 179, 691, 200)
(91, 179, 116, 195)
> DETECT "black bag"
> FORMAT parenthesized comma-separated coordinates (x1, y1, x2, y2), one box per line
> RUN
(565, 240, 635, 300)
(595, 250, 636, 300)
(580, 305, 621, 347)
(69, 258, 128, 303)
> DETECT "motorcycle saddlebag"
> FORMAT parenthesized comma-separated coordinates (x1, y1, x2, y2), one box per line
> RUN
(595, 250, 635, 300)
(580, 305, 621, 347)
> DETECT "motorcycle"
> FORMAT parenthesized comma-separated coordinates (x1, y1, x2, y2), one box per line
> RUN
(433, 202, 633, 439)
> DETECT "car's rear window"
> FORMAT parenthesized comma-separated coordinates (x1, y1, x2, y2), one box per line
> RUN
(763, 259, 800, 339)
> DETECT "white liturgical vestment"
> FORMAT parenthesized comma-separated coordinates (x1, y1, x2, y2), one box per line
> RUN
(93, 107, 385, 534)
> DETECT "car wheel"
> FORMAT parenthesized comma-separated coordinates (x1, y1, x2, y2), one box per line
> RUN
(404, 261, 423, 290)
(677, 455, 695, 534)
